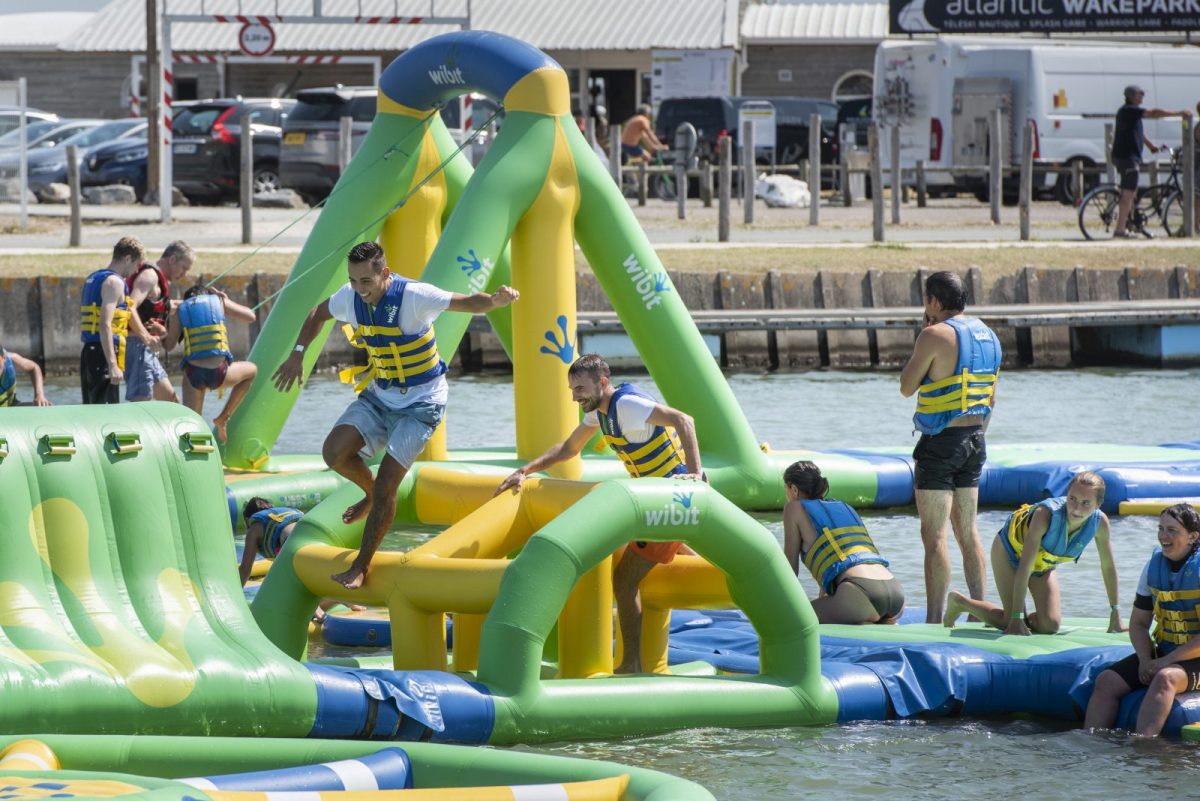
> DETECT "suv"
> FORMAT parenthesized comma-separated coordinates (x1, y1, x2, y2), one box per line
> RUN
(655, 96, 840, 174)
(172, 97, 295, 203)
(279, 86, 376, 204)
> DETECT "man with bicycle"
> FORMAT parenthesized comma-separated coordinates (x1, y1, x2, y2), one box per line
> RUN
(621, 104, 668, 164)
(1112, 85, 1192, 239)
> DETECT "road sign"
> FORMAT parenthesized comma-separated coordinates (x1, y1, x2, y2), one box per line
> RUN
(239, 22, 276, 57)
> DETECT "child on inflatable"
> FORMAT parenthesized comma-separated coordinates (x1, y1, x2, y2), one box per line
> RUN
(1084, 503, 1200, 736)
(944, 471, 1125, 635)
(164, 284, 258, 443)
(782, 461, 905, 624)
(0, 345, 50, 407)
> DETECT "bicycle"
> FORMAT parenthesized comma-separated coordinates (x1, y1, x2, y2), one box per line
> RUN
(1077, 147, 1187, 240)
(620, 149, 677, 202)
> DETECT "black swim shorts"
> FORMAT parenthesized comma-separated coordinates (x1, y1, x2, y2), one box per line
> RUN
(913, 425, 986, 491)
(1106, 648, 1200, 693)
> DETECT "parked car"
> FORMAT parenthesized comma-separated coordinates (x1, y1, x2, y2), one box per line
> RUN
(82, 136, 151, 199)
(654, 96, 840, 174)
(0, 106, 60, 137)
(172, 97, 295, 203)
(0, 118, 146, 192)
(279, 86, 375, 204)
(0, 118, 103, 151)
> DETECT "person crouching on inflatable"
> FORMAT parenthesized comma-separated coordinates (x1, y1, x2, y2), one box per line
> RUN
(783, 461, 904, 624)
(944, 471, 1124, 636)
(239, 497, 305, 585)
(1084, 503, 1200, 737)
(164, 284, 259, 443)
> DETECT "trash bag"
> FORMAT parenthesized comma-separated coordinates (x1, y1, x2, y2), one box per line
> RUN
(755, 173, 811, 208)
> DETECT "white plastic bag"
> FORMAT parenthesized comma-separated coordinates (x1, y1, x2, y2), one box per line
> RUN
(755, 173, 811, 208)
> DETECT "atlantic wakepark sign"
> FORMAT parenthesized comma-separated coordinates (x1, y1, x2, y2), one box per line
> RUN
(891, 0, 1200, 33)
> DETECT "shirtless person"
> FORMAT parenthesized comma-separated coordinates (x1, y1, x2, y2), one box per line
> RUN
(620, 104, 668, 163)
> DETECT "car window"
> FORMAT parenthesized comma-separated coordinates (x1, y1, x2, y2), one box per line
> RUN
(657, 99, 729, 140)
(174, 106, 227, 136)
(350, 96, 376, 122)
(288, 98, 348, 123)
(61, 119, 142, 148)
(40, 123, 96, 147)
(0, 119, 61, 147)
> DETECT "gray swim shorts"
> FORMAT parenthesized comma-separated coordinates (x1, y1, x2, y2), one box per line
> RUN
(124, 339, 169, 400)
(334, 391, 445, 468)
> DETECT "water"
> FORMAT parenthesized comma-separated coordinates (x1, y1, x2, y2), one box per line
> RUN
(36, 367, 1200, 798)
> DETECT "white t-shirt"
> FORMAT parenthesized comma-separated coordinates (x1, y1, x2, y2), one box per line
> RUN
(328, 279, 452, 409)
(583, 391, 658, 443)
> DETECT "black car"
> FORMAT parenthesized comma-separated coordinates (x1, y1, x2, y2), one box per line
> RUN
(172, 98, 295, 203)
(655, 96, 840, 173)
(82, 136, 150, 199)
(279, 86, 376, 205)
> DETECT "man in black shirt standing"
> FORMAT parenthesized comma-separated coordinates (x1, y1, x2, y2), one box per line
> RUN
(1111, 85, 1192, 238)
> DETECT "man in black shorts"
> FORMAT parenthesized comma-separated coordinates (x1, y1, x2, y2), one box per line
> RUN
(900, 271, 1002, 623)
(1111, 85, 1193, 239)
(80, 236, 156, 404)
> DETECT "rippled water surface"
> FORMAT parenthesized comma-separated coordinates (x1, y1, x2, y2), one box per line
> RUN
(38, 366, 1200, 799)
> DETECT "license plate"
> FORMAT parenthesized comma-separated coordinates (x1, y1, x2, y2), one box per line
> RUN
(283, 132, 306, 145)
(173, 143, 197, 154)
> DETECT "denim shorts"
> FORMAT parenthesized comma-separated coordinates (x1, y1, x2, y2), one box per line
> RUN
(124, 339, 168, 400)
(335, 392, 445, 468)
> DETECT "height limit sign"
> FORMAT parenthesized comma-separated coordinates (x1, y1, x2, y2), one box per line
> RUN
(239, 21, 276, 57)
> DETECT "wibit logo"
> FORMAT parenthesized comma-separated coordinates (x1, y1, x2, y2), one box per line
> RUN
(457, 248, 495, 293)
(644, 491, 701, 526)
(428, 64, 465, 86)
(623, 253, 672, 310)
(403, 675, 446, 731)
(540, 314, 576, 364)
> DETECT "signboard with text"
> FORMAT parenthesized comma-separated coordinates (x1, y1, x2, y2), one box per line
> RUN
(239, 22, 276, 57)
(891, 0, 1200, 34)
(651, 50, 736, 104)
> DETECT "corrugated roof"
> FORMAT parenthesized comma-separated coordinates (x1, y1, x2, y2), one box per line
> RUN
(0, 12, 96, 49)
(742, 1, 888, 44)
(61, 0, 738, 53)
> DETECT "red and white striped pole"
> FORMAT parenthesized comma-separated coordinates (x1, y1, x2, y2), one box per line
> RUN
(159, 19, 173, 222)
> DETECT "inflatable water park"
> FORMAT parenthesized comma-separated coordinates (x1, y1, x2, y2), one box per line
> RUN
(5, 29, 1200, 800)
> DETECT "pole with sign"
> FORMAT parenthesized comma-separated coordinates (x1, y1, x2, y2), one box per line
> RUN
(239, 22, 276, 57)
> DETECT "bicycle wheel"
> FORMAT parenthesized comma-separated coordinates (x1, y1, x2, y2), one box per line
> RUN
(1161, 189, 1185, 238)
(1136, 184, 1173, 234)
(1077, 186, 1121, 240)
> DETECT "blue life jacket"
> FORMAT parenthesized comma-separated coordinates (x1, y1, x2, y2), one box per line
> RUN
(913, 316, 1001, 435)
(249, 507, 304, 558)
(0, 349, 15, 407)
(1000, 496, 1103, 573)
(799, 498, 888, 594)
(1147, 545, 1200, 652)
(178, 294, 233, 365)
(597, 383, 688, 478)
(80, 268, 133, 369)
(339, 278, 447, 393)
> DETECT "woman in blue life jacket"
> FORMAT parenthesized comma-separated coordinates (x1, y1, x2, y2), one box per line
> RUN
(782, 461, 904, 624)
(944, 471, 1124, 636)
(1084, 503, 1200, 737)
(164, 284, 259, 443)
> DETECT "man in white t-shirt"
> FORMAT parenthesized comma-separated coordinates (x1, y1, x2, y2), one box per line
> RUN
(273, 241, 519, 589)
(495, 353, 703, 673)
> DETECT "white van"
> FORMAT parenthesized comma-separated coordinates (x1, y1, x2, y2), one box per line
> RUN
(874, 37, 1200, 202)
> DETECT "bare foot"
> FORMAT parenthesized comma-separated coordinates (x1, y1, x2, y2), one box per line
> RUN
(331, 565, 366, 590)
(213, 417, 228, 444)
(342, 496, 372, 524)
(944, 591, 968, 629)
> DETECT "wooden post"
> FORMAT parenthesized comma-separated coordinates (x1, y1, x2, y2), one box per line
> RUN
(1019, 119, 1033, 241)
(1071, 160, 1083, 203)
(609, 122, 622, 183)
(637, 160, 647, 207)
(718, 134, 731, 242)
(338, 115, 353, 176)
(869, 123, 884, 242)
(1184, 116, 1196, 238)
(990, 108, 1003, 224)
(889, 123, 901, 224)
(66, 144, 81, 247)
(840, 157, 851, 207)
(916, 159, 927, 207)
(700, 159, 713, 207)
(675, 159, 687, 219)
(809, 112, 821, 226)
(1104, 122, 1116, 184)
(241, 112, 254, 245)
(742, 119, 755, 224)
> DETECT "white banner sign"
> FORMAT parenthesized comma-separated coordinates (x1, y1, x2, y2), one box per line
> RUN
(650, 50, 735, 104)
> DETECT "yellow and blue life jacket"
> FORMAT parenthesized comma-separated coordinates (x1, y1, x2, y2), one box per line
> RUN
(913, 316, 1001, 435)
(799, 499, 888, 594)
(80, 268, 132, 370)
(178, 294, 234, 366)
(339, 278, 448, 393)
(249, 506, 304, 559)
(1148, 545, 1200, 652)
(1000, 496, 1103, 574)
(597, 383, 688, 479)
(0, 348, 15, 407)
